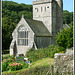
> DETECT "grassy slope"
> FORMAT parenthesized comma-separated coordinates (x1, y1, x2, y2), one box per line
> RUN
(31, 58, 54, 68)
(2, 57, 54, 74)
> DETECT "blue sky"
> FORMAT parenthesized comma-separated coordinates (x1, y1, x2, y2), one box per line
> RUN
(2, 0, 73, 12)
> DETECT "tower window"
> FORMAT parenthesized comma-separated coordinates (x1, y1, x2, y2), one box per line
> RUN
(41, 7, 42, 12)
(35, 8, 38, 12)
(18, 26, 29, 46)
(37, 8, 38, 12)
(45, 7, 46, 11)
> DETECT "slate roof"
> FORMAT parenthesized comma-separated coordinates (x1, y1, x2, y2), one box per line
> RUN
(25, 18, 52, 36)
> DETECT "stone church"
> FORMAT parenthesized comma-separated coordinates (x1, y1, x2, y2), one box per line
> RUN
(10, 0, 63, 56)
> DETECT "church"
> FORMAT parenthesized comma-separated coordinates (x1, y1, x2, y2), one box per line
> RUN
(10, 0, 63, 56)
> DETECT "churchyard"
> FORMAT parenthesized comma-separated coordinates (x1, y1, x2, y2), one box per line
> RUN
(2, 45, 73, 75)
(2, 0, 73, 75)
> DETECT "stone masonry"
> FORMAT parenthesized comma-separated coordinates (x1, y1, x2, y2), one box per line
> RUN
(54, 48, 73, 74)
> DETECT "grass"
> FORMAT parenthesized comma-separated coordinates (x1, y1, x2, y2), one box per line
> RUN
(31, 58, 54, 68)
(2, 57, 73, 75)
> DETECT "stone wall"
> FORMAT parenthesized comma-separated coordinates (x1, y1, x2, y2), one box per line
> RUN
(54, 49, 73, 74)
(35, 36, 51, 48)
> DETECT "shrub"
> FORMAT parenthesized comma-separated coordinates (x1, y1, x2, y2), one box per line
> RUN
(20, 62, 29, 69)
(2, 65, 50, 75)
(2, 57, 16, 72)
(8, 63, 23, 71)
(2, 59, 29, 72)
(2, 54, 15, 63)
(25, 45, 65, 62)
(2, 65, 73, 75)
(8, 62, 29, 71)
(56, 25, 73, 49)
(2, 54, 29, 72)
(2, 61, 8, 72)
(2, 54, 10, 60)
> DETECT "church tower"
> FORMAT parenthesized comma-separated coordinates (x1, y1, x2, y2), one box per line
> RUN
(32, 0, 63, 34)
(56, 0, 63, 32)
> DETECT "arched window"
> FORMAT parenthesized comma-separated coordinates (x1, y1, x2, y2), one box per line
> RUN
(17, 26, 29, 46)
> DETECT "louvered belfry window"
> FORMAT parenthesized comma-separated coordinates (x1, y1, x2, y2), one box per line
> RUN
(18, 26, 28, 46)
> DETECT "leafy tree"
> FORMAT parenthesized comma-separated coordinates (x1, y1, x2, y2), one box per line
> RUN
(2, 17, 15, 50)
(2, 1, 33, 51)
(63, 10, 73, 24)
(56, 25, 73, 49)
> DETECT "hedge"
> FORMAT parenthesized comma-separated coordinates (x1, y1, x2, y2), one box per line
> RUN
(2, 65, 50, 75)
(2, 65, 73, 75)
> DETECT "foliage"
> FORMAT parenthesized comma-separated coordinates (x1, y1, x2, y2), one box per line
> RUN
(2, 65, 73, 75)
(56, 25, 73, 49)
(2, 65, 50, 75)
(2, 55, 15, 72)
(63, 10, 73, 25)
(2, 1, 32, 51)
(2, 61, 8, 72)
(21, 62, 29, 69)
(2, 58, 15, 72)
(8, 63, 23, 71)
(2, 56, 73, 75)
(25, 45, 65, 62)
(2, 17, 15, 50)
(2, 54, 15, 60)
(2, 49, 10, 54)
(2, 54, 29, 72)
(2, 61, 29, 72)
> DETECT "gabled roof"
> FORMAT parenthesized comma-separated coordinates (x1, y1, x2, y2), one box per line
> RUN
(63, 24, 70, 29)
(25, 18, 52, 36)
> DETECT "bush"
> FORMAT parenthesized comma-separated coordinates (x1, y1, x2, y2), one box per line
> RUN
(2, 54, 15, 61)
(20, 62, 29, 69)
(25, 45, 65, 62)
(2, 61, 29, 71)
(2, 58, 16, 72)
(2, 55, 29, 72)
(2, 65, 50, 75)
(56, 25, 73, 49)
(2, 65, 73, 75)
(8, 63, 23, 71)
(2, 54, 10, 60)
(2, 61, 8, 72)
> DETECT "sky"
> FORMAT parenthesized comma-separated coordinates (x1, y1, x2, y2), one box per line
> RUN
(2, 0, 73, 12)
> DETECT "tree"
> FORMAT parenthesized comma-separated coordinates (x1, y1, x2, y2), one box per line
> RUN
(63, 10, 73, 24)
(2, 17, 15, 50)
(56, 25, 73, 49)
(2, 1, 33, 51)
